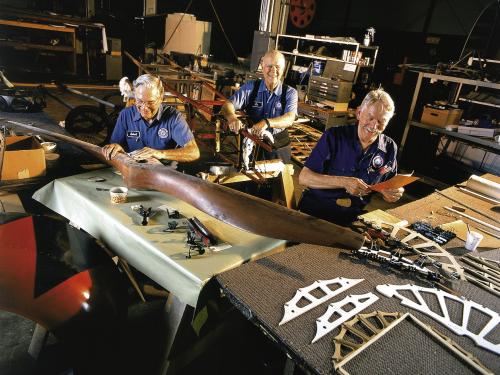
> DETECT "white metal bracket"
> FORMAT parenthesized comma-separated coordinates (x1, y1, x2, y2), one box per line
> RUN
(376, 283, 500, 354)
(312, 292, 379, 343)
(279, 277, 363, 325)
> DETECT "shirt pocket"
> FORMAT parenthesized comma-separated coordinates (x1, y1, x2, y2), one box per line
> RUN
(328, 165, 356, 177)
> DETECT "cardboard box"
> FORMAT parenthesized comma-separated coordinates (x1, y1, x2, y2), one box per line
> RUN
(163, 13, 211, 55)
(1, 136, 46, 180)
(421, 106, 463, 127)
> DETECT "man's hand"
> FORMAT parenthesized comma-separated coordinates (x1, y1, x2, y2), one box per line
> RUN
(227, 115, 243, 133)
(343, 177, 371, 197)
(251, 120, 268, 139)
(380, 187, 404, 202)
(129, 147, 162, 160)
(102, 143, 125, 160)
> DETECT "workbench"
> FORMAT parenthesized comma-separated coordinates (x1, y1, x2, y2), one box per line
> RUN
(217, 176, 500, 374)
(33, 167, 286, 308)
(33, 167, 286, 373)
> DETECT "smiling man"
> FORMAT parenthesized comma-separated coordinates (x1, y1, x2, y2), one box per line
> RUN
(221, 50, 298, 163)
(102, 74, 199, 162)
(297, 89, 404, 226)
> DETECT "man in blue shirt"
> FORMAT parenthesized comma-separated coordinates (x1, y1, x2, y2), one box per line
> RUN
(221, 50, 298, 163)
(298, 89, 404, 226)
(102, 74, 200, 162)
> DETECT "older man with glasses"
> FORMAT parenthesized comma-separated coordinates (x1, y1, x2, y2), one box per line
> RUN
(298, 89, 404, 226)
(102, 74, 200, 162)
(221, 50, 298, 163)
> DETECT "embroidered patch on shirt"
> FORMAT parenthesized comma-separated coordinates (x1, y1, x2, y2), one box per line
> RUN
(127, 131, 140, 138)
(379, 165, 392, 175)
(158, 128, 169, 138)
(371, 155, 384, 169)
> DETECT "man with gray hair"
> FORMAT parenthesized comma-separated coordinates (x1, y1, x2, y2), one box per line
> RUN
(221, 50, 297, 163)
(102, 74, 199, 162)
(298, 88, 404, 226)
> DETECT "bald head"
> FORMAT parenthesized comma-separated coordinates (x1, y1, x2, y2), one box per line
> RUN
(261, 50, 286, 91)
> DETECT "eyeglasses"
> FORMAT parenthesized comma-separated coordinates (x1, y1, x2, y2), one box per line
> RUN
(135, 97, 161, 110)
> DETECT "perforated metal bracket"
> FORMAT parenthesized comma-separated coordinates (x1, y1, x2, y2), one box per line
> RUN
(279, 277, 363, 325)
(312, 292, 379, 343)
(376, 284, 500, 354)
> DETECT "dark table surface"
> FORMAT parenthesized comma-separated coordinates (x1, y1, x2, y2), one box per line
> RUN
(217, 176, 500, 374)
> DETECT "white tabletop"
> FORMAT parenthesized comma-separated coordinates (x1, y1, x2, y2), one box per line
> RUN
(33, 168, 286, 307)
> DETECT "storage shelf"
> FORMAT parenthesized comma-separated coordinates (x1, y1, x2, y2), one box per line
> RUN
(0, 18, 76, 74)
(276, 33, 379, 86)
(410, 121, 500, 152)
(400, 71, 500, 175)
(458, 97, 500, 108)
(0, 19, 75, 33)
(0, 40, 74, 52)
(276, 34, 359, 47)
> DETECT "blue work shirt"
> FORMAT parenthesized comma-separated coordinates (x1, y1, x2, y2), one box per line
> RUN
(229, 80, 298, 136)
(299, 124, 398, 225)
(110, 104, 194, 152)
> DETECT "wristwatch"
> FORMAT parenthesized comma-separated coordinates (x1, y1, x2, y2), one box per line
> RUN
(264, 118, 271, 128)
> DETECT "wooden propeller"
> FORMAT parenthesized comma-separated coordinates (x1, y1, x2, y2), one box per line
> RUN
(8, 121, 364, 250)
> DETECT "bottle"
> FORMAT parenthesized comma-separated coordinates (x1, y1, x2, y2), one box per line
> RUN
(363, 34, 370, 47)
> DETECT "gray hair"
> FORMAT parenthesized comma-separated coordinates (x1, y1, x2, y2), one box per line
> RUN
(262, 50, 286, 65)
(360, 88, 395, 119)
(133, 74, 164, 98)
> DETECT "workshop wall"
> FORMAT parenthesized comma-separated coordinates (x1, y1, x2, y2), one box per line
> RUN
(156, 0, 260, 62)
(287, 0, 494, 77)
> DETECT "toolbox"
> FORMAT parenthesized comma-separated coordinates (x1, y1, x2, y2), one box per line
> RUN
(307, 76, 352, 104)
(298, 102, 350, 128)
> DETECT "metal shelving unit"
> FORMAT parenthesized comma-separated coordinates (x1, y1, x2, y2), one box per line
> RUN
(275, 34, 379, 79)
(0, 19, 77, 74)
(399, 72, 500, 174)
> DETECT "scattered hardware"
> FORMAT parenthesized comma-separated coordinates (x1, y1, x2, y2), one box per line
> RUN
(352, 246, 441, 281)
(359, 217, 464, 280)
(312, 293, 379, 343)
(168, 221, 179, 230)
(279, 278, 363, 325)
(410, 221, 456, 245)
(376, 284, 500, 354)
(87, 176, 106, 182)
(167, 209, 181, 219)
(138, 205, 152, 226)
(185, 217, 216, 258)
(334, 312, 493, 375)
(332, 311, 402, 365)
